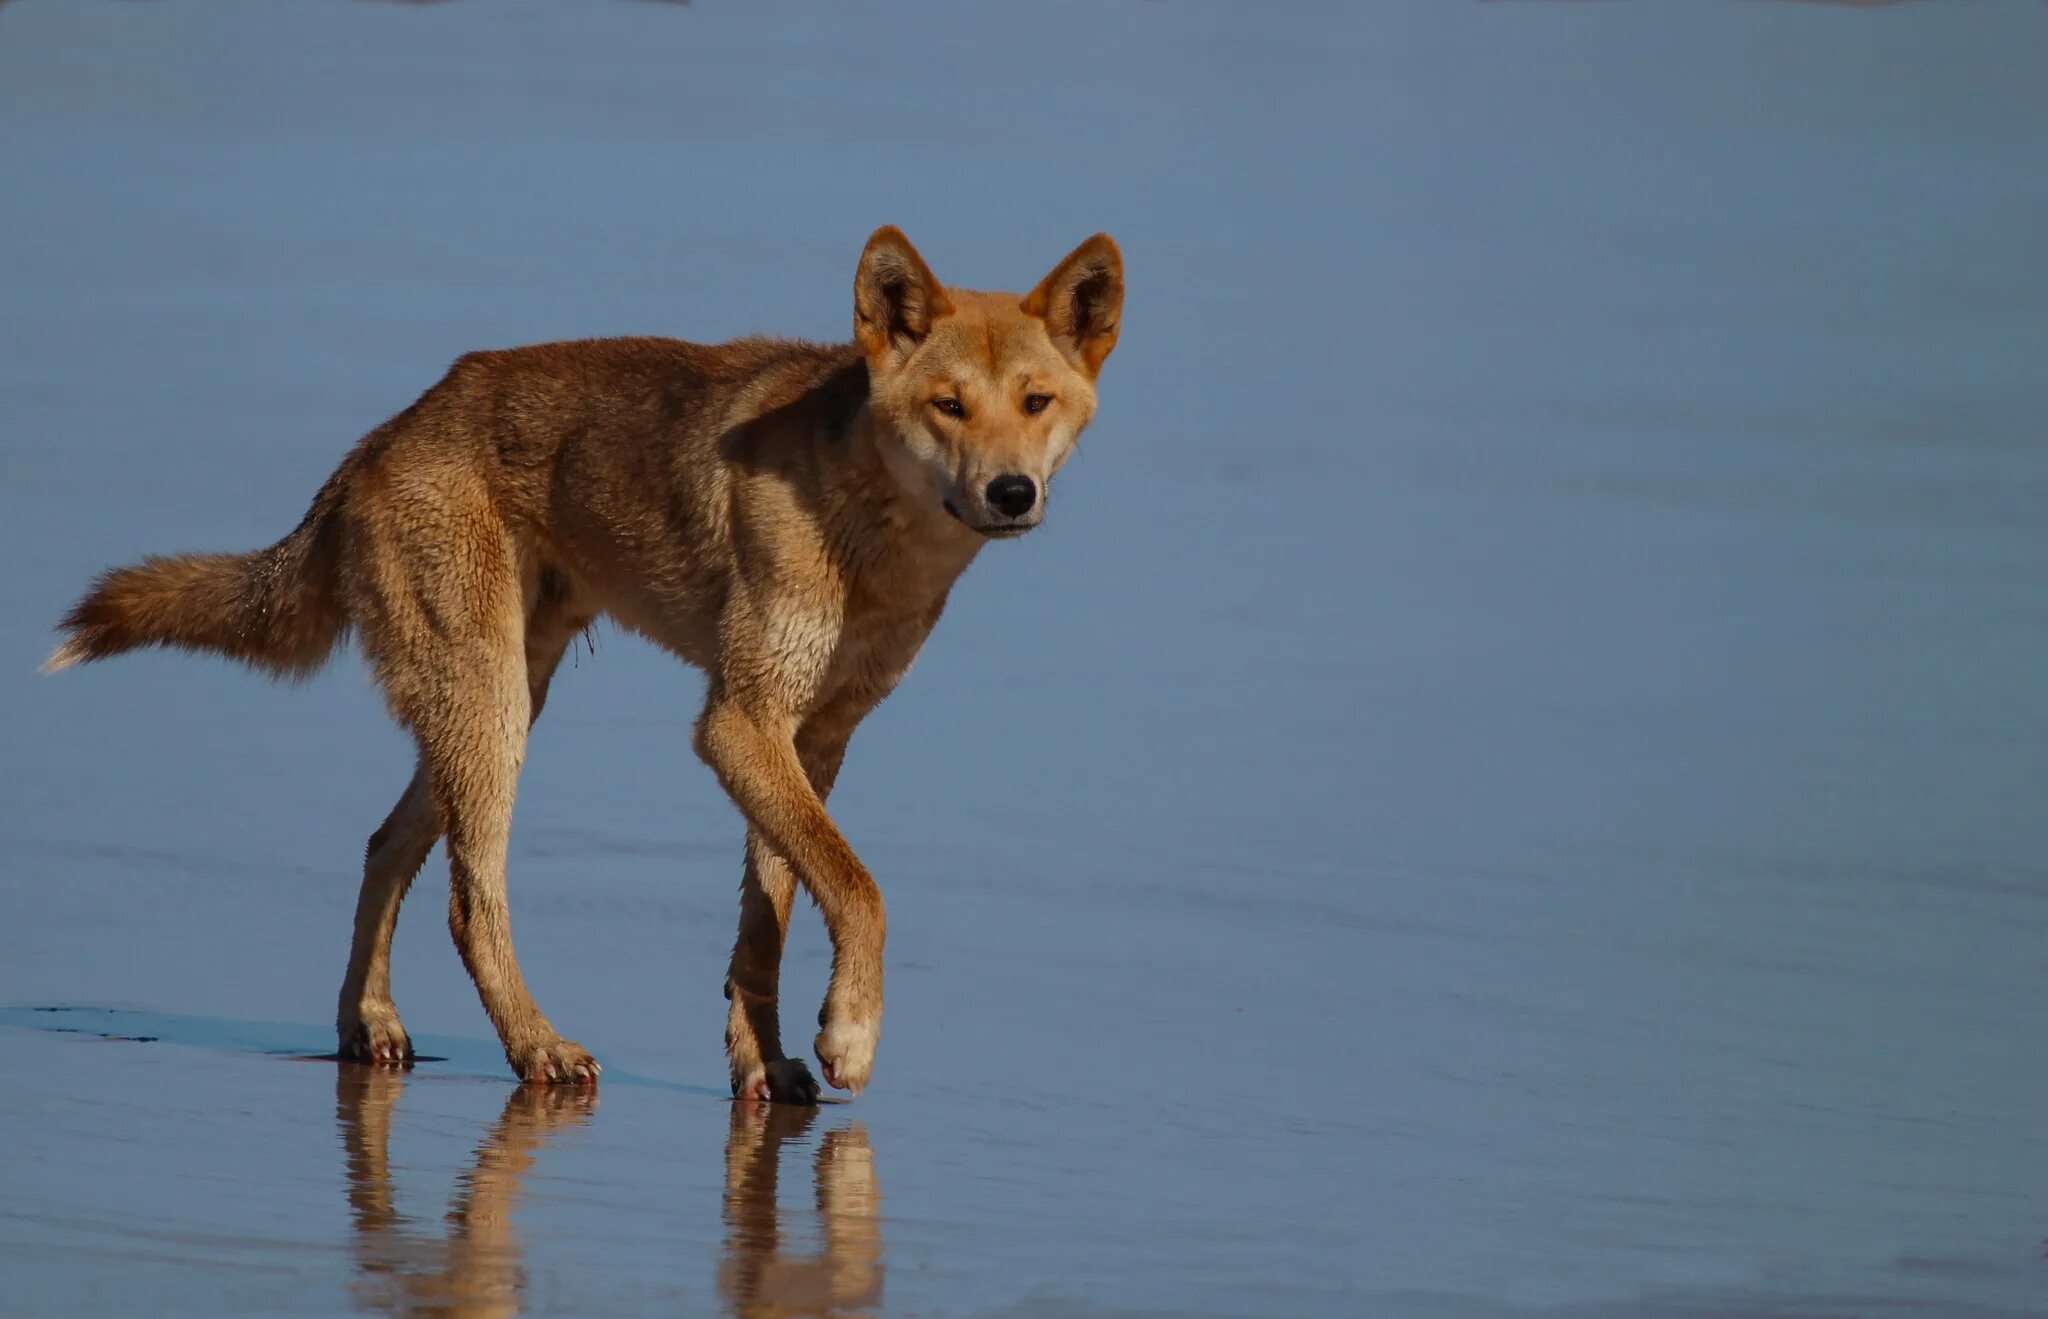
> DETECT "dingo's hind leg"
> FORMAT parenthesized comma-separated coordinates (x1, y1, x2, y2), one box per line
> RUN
(337, 760, 441, 1064)
(335, 576, 587, 1074)
(351, 486, 595, 1085)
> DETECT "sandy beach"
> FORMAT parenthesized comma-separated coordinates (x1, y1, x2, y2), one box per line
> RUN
(2, 3, 2044, 1314)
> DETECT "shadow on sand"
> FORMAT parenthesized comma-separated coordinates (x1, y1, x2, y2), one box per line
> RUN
(0, 1004, 723, 1095)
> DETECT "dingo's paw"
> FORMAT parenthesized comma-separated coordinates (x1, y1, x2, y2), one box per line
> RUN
(732, 1057, 822, 1105)
(509, 1036, 600, 1085)
(339, 1007, 414, 1067)
(814, 1016, 879, 1095)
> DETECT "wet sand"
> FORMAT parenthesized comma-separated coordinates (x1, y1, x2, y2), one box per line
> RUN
(2, 2, 2045, 1315)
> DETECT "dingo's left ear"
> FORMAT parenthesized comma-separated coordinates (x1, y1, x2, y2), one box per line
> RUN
(854, 226, 953, 364)
(1023, 234, 1123, 376)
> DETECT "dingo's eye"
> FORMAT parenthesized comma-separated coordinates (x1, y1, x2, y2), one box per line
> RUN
(1023, 393, 1053, 415)
(932, 397, 965, 418)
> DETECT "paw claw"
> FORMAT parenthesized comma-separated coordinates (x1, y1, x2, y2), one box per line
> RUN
(511, 1038, 598, 1086)
(339, 1011, 414, 1069)
(813, 1016, 879, 1096)
(732, 1058, 822, 1105)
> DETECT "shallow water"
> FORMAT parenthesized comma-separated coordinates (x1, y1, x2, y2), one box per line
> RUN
(2, 2, 2045, 1316)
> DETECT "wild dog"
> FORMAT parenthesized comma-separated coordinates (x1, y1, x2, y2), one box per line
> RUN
(45, 228, 1124, 1100)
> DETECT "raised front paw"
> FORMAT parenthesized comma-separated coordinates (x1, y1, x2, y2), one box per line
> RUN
(338, 1006, 415, 1067)
(508, 1036, 601, 1086)
(814, 1015, 880, 1095)
(732, 1057, 822, 1105)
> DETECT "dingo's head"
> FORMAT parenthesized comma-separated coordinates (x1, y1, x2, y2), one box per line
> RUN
(854, 227, 1123, 539)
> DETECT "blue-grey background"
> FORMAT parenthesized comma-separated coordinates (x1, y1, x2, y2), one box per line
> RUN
(1, 2, 2044, 1315)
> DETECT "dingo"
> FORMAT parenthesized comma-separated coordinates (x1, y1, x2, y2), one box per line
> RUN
(46, 228, 1124, 1101)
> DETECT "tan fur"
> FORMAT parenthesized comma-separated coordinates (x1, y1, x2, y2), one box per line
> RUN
(45, 228, 1124, 1097)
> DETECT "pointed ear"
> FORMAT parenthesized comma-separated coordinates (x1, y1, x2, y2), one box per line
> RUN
(1022, 233, 1123, 376)
(853, 226, 952, 362)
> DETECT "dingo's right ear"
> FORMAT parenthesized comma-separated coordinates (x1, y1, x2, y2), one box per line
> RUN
(854, 227, 952, 364)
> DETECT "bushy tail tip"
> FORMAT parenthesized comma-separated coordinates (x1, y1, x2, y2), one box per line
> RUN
(41, 639, 90, 674)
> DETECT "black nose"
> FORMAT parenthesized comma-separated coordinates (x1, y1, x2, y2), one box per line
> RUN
(986, 474, 1037, 518)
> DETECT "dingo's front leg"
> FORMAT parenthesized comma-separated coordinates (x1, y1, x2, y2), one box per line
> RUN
(697, 697, 884, 1095)
(726, 830, 820, 1104)
(725, 713, 857, 1103)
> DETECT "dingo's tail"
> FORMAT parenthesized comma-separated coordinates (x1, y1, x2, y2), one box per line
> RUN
(45, 485, 348, 680)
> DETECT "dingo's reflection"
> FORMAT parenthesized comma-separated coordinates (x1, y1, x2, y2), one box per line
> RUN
(719, 1102, 884, 1318)
(337, 1068, 593, 1318)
